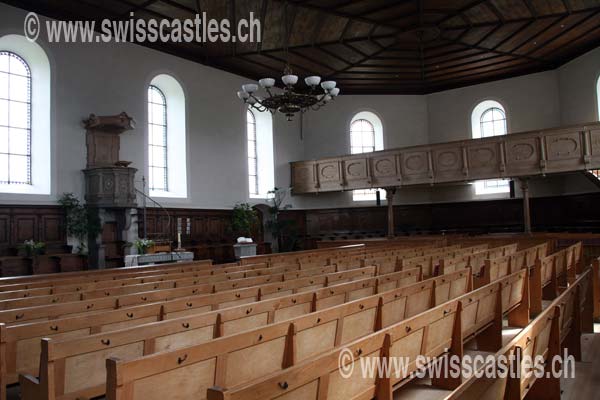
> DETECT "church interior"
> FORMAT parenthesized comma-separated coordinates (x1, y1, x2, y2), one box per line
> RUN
(0, 0, 600, 399)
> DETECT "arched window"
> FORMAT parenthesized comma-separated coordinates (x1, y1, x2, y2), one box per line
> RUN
(148, 85, 167, 191)
(471, 100, 510, 195)
(247, 109, 274, 199)
(247, 110, 258, 196)
(350, 119, 375, 155)
(0, 52, 31, 185)
(596, 76, 600, 121)
(148, 74, 187, 198)
(350, 111, 384, 201)
(0, 35, 51, 196)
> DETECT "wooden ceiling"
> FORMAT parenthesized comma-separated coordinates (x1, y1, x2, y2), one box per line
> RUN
(4, 0, 600, 94)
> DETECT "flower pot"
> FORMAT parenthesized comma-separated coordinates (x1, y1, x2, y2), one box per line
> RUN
(233, 243, 257, 259)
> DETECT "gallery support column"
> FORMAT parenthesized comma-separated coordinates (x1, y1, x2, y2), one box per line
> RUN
(520, 179, 531, 234)
(386, 188, 397, 239)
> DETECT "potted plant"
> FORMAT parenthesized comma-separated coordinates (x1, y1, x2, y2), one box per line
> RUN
(266, 188, 299, 252)
(230, 203, 259, 259)
(20, 240, 46, 257)
(134, 238, 155, 255)
(18, 240, 46, 274)
(58, 193, 101, 255)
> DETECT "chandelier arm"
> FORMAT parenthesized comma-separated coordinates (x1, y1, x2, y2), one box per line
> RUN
(250, 102, 265, 112)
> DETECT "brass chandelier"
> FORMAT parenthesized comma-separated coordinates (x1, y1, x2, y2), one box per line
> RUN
(236, 1, 340, 121)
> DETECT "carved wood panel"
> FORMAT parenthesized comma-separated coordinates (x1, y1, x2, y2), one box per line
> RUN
(0, 216, 8, 248)
(13, 216, 36, 244)
(344, 158, 368, 181)
(0, 206, 67, 256)
(371, 154, 399, 186)
(543, 131, 583, 173)
(41, 216, 63, 243)
(291, 123, 600, 194)
(401, 151, 430, 184)
(317, 160, 343, 191)
(432, 147, 464, 182)
(591, 129, 600, 156)
(292, 162, 316, 193)
(504, 137, 540, 175)
(467, 142, 502, 179)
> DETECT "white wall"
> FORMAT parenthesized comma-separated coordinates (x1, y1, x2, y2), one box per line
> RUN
(558, 46, 600, 125)
(0, 3, 303, 209)
(427, 71, 561, 144)
(298, 56, 599, 209)
(1, 2, 598, 212)
(299, 94, 429, 208)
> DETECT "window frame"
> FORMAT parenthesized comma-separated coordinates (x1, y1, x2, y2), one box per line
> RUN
(596, 75, 600, 121)
(0, 51, 32, 186)
(0, 35, 52, 198)
(471, 100, 510, 195)
(349, 111, 384, 202)
(247, 109, 259, 196)
(147, 74, 187, 199)
(148, 84, 168, 192)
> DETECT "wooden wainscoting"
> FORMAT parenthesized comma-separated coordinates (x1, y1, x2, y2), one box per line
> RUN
(283, 192, 600, 245)
(0, 205, 67, 257)
(138, 207, 268, 263)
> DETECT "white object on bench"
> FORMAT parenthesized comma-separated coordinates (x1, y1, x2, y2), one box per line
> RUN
(124, 252, 194, 267)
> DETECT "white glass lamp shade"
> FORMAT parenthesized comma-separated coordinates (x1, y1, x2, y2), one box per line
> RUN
(242, 83, 259, 93)
(330, 87, 340, 96)
(282, 74, 298, 86)
(259, 78, 275, 88)
(237, 91, 250, 100)
(305, 76, 321, 87)
(321, 81, 337, 91)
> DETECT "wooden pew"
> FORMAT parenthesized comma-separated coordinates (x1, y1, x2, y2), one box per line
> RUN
(594, 258, 600, 321)
(0, 265, 375, 312)
(438, 254, 470, 275)
(403, 244, 517, 279)
(102, 268, 527, 400)
(18, 268, 461, 400)
(208, 302, 462, 400)
(201, 270, 529, 400)
(467, 243, 527, 281)
(0, 265, 383, 325)
(0, 260, 229, 294)
(0, 268, 423, 398)
(0, 259, 214, 288)
(0, 262, 335, 305)
(0, 263, 297, 302)
(529, 246, 580, 315)
(472, 241, 546, 289)
(0, 273, 283, 311)
(239, 244, 366, 266)
(443, 269, 592, 400)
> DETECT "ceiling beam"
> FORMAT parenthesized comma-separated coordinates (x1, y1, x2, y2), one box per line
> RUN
(120, 0, 160, 16)
(437, 6, 600, 31)
(439, 37, 551, 65)
(523, 9, 600, 57)
(272, 0, 400, 31)
(435, 0, 490, 26)
(214, 32, 399, 59)
(522, 0, 537, 18)
(508, 15, 569, 54)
